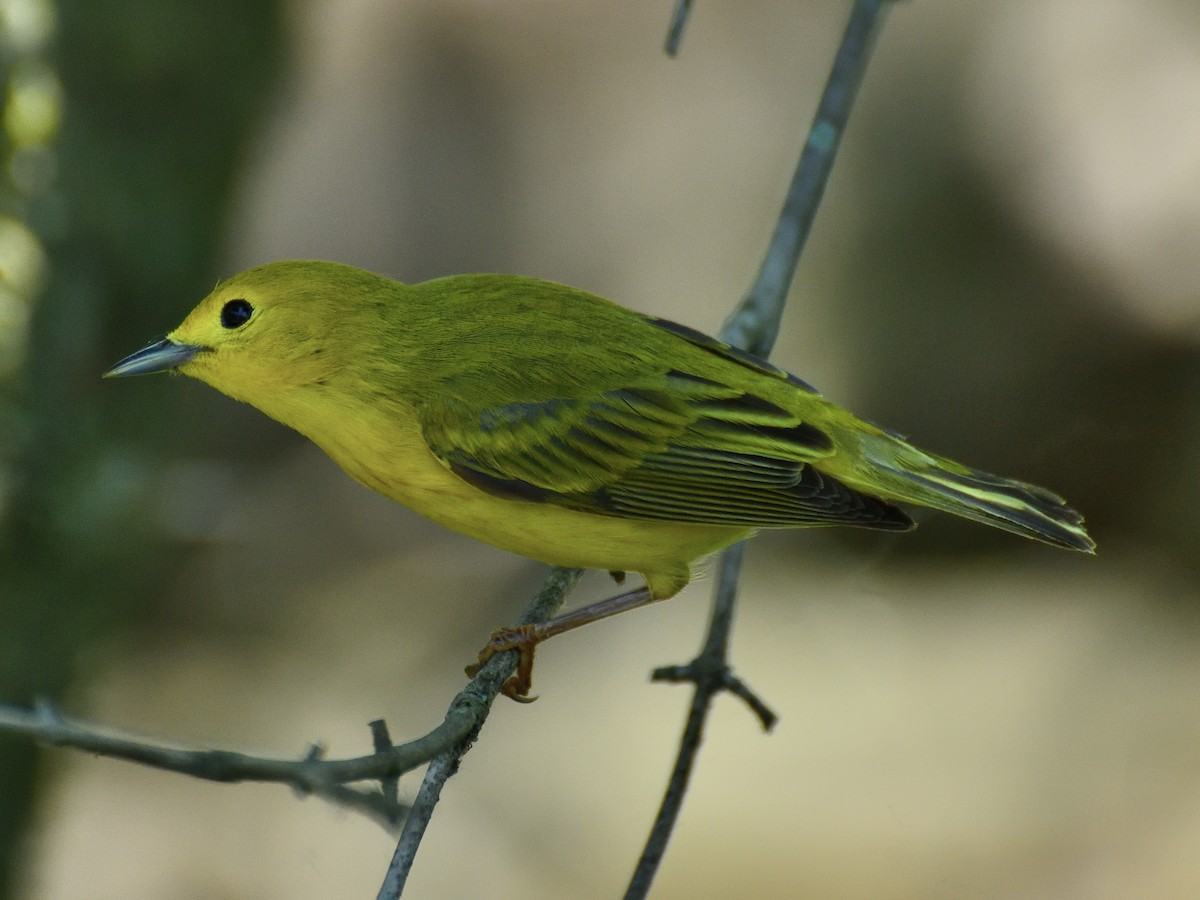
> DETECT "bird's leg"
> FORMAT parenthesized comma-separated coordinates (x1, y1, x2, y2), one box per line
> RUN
(467, 585, 659, 701)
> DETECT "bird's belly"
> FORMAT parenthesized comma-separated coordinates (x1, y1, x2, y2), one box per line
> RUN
(317, 426, 746, 597)
(426, 488, 743, 585)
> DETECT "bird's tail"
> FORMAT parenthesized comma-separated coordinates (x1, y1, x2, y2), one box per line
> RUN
(853, 435, 1096, 553)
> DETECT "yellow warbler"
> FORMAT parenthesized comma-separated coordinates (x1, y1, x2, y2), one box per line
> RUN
(107, 260, 1094, 604)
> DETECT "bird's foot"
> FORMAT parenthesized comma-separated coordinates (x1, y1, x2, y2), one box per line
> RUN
(466, 585, 658, 702)
(465, 624, 544, 702)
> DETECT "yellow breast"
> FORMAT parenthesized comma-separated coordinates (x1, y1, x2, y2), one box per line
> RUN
(307, 402, 743, 599)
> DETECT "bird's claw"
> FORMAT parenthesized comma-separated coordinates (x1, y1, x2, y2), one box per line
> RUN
(465, 624, 543, 702)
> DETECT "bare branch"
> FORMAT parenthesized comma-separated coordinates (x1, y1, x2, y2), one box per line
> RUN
(0, 567, 585, 846)
(722, 1, 895, 355)
(370, 718, 401, 808)
(0, 699, 462, 827)
(0, 699, 457, 788)
(375, 565, 583, 899)
(664, 0, 694, 57)
(626, 3, 899, 897)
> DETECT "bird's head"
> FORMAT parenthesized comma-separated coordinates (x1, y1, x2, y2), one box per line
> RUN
(104, 261, 392, 411)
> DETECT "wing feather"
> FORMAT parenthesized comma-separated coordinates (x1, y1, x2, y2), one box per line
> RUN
(421, 368, 913, 531)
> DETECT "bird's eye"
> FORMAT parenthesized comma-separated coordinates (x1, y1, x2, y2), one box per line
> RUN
(220, 299, 254, 329)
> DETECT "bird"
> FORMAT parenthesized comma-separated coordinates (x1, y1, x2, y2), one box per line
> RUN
(107, 260, 1094, 696)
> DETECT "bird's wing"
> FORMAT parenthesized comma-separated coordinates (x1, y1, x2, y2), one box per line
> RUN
(420, 361, 912, 530)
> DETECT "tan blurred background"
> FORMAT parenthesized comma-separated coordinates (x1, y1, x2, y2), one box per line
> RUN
(4, 0, 1200, 897)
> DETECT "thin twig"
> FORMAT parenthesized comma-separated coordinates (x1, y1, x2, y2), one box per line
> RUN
(0, 699, 464, 790)
(375, 752, 456, 900)
(650, 548, 778, 733)
(626, 3, 897, 897)
(375, 565, 584, 899)
(722, 1, 892, 357)
(0, 567, 585, 846)
(664, 0, 694, 57)
(0, 700, 423, 827)
(370, 718, 400, 808)
(628, 545, 775, 898)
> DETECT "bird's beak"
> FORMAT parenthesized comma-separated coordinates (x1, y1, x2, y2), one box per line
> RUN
(103, 338, 207, 378)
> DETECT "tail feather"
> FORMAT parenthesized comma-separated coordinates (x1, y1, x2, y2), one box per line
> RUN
(892, 466, 1094, 552)
(857, 438, 1095, 553)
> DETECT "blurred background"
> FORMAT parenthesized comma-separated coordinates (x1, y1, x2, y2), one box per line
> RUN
(2, 0, 1198, 897)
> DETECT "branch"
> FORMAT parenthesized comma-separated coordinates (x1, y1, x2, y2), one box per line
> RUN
(663, 0, 694, 57)
(626, 3, 898, 897)
(0, 700, 406, 827)
(0, 697, 463, 786)
(0, 567, 584, 842)
(375, 565, 583, 899)
(721, 0, 893, 357)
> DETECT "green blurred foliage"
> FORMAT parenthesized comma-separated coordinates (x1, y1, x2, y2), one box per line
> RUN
(0, 0, 282, 893)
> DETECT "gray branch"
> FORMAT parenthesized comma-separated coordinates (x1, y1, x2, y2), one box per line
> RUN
(374, 565, 582, 897)
(624, 3, 898, 898)
(0, 567, 583, 842)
